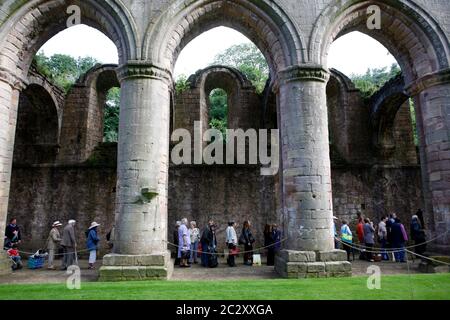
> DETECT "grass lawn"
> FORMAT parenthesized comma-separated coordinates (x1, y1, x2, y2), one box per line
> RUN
(0, 274, 449, 300)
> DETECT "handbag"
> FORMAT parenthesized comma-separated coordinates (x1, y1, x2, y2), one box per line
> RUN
(230, 247, 240, 256)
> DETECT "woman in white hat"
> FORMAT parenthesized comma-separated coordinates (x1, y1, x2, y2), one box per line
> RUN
(47, 221, 62, 270)
(86, 222, 100, 269)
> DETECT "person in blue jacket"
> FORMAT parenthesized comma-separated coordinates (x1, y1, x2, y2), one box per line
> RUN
(86, 222, 100, 270)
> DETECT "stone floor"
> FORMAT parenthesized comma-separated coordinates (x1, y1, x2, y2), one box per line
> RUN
(0, 257, 426, 284)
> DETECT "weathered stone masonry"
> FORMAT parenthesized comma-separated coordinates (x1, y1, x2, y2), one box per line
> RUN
(0, 0, 449, 279)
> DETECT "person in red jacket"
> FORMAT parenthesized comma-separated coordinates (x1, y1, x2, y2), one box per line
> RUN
(356, 214, 365, 260)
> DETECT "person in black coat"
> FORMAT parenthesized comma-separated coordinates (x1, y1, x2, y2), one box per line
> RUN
(240, 220, 255, 266)
(5, 218, 21, 245)
(173, 221, 181, 266)
(264, 224, 275, 266)
(200, 219, 215, 267)
(411, 215, 426, 256)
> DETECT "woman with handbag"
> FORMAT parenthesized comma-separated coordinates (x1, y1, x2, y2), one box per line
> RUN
(189, 221, 200, 264)
(178, 218, 191, 268)
(239, 221, 255, 266)
(226, 221, 238, 267)
(340, 220, 353, 261)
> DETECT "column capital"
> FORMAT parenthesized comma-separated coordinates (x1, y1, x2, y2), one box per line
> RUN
(278, 65, 330, 85)
(406, 68, 450, 95)
(117, 61, 172, 84)
(0, 67, 27, 91)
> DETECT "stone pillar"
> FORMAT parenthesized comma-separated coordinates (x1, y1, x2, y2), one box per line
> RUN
(0, 68, 25, 275)
(274, 65, 351, 278)
(408, 70, 450, 253)
(99, 62, 173, 281)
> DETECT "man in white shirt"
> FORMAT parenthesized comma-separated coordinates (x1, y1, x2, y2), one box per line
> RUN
(226, 221, 237, 267)
(378, 216, 389, 260)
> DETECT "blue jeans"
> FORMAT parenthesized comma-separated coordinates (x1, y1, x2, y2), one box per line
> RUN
(393, 242, 405, 262)
(380, 238, 389, 260)
(190, 241, 199, 263)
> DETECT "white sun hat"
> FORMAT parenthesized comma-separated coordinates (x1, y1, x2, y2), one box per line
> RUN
(52, 221, 63, 227)
(89, 222, 101, 229)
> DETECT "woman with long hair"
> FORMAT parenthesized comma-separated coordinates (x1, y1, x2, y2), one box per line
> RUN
(240, 220, 255, 266)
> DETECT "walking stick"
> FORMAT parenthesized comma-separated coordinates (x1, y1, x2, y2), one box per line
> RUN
(74, 245, 79, 266)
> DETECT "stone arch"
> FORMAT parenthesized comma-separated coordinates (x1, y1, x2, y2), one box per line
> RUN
(191, 65, 258, 130)
(14, 82, 60, 164)
(144, 0, 305, 78)
(0, 0, 137, 80)
(327, 69, 372, 164)
(310, 0, 450, 85)
(58, 64, 120, 163)
(369, 74, 417, 164)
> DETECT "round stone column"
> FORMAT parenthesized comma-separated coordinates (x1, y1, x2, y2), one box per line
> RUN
(99, 62, 173, 281)
(275, 65, 351, 278)
(407, 70, 450, 253)
(0, 68, 25, 275)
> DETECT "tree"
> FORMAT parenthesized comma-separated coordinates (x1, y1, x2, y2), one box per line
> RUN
(104, 87, 120, 142)
(212, 43, 269, 94)
(351, 63, 401, 100)
(33, 52, 99, 93)
(33, 52, 120, 142)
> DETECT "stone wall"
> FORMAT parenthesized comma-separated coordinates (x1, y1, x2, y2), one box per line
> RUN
(7, 161, 424, 256)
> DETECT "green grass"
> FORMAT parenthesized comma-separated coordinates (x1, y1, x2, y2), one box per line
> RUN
(0, 274, 449, 300)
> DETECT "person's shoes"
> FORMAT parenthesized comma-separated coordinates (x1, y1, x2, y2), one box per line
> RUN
(47, 266, 55, 270)
(369, 259, 375, 262)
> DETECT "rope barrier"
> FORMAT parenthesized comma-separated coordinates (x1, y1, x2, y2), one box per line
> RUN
(163, 237, 289, 256)
(335, 237, 450, 266)
(336, 230, 448, 252)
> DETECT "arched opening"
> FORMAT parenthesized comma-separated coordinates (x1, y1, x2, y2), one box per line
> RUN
(319, 0, 450, 243)
(164, 5, 292, 259)
(1, 1, 128, 255)
(208, 88, 228, 133)
(13, 83, 59, 165)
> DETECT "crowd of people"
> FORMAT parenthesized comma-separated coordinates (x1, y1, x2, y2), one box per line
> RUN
(3, 218, 102, 271)
(3, 210, 428, 272)
(336, 210, 427, 263)
(172, 218, 282, 268)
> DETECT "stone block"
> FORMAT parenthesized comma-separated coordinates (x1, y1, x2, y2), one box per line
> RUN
(99, 266, 123, 281)
(122, 267, 145, 280)
(103, 253, 169, 267)
(325, 261, 352, 273)
(307, 262, 325, 273)
(99, 257, 173, 281)
(279, 250, 316, 262)
(0, 252, 11, 276)
(317, 250, 347, 262)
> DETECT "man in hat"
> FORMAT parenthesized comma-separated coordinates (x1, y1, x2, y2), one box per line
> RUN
(47, 221, 62, 270)
(61, 219, 77, 270)
(86, 222, 100, 269)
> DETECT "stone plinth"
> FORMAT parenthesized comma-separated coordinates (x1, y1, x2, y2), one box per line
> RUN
(0, 252, 11, 276)
(99, 251, 173, 281)
(275, 250, 351, 278)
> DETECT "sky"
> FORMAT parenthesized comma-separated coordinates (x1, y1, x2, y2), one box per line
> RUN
(39, 25, 398, 78)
